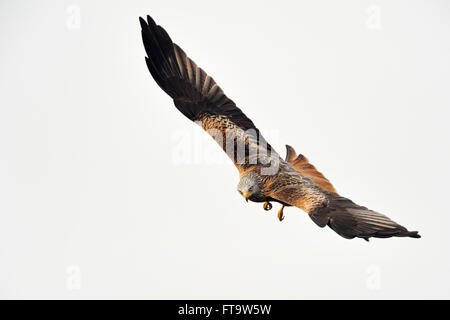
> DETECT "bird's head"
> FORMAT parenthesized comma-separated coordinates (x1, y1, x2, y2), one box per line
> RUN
(237, 172, 263, 202)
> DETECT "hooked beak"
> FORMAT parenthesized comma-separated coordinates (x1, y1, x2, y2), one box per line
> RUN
(242, 192, 251, 202)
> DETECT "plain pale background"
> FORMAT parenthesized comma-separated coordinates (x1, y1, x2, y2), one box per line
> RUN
(1, 0, 449, 299)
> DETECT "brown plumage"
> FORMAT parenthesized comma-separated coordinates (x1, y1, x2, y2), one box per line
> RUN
(140, 15, 420, 241)
(285, 145, 338, 196)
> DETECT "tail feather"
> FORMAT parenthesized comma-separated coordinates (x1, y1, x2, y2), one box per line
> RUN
(285, 145, 338, 196)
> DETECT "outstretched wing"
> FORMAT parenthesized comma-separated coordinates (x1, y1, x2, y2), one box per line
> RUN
(308, 195, 421, 240)
(140, 15, 276, 172)
(266, 168, 420, 240)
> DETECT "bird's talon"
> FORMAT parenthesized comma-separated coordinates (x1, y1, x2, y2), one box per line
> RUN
(277, 205, 285, 222)
(263, 201, 272, 211)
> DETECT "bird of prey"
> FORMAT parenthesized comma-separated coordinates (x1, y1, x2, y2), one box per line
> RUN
(139, 15, 420, 241)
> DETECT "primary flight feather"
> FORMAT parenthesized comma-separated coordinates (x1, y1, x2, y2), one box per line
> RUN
(139, 15, 420, 241)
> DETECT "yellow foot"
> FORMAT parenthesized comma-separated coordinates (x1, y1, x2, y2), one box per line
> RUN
(277, 205, 285, 222)
(263, 201, 272, 211)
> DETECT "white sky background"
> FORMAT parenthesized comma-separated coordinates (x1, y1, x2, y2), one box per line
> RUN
(0, 0, 449, 299)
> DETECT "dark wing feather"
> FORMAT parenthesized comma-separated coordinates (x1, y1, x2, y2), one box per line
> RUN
(266, 169, 420, 240)
(309, 195, 421, 240)
(140, 15, 275, 170)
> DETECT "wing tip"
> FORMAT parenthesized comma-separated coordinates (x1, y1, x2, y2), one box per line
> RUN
(147, 15, 155, 26)
(361, 230, 421, 241)
(405, 230, 421, 239)
(139, 16, 147, 29)
(139, 14, 158, 31)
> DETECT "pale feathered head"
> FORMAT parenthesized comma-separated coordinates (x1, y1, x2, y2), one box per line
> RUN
(237, 172, 263, 201)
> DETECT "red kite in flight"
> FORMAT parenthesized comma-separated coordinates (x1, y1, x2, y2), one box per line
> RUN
(140, 15, 420, 241)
